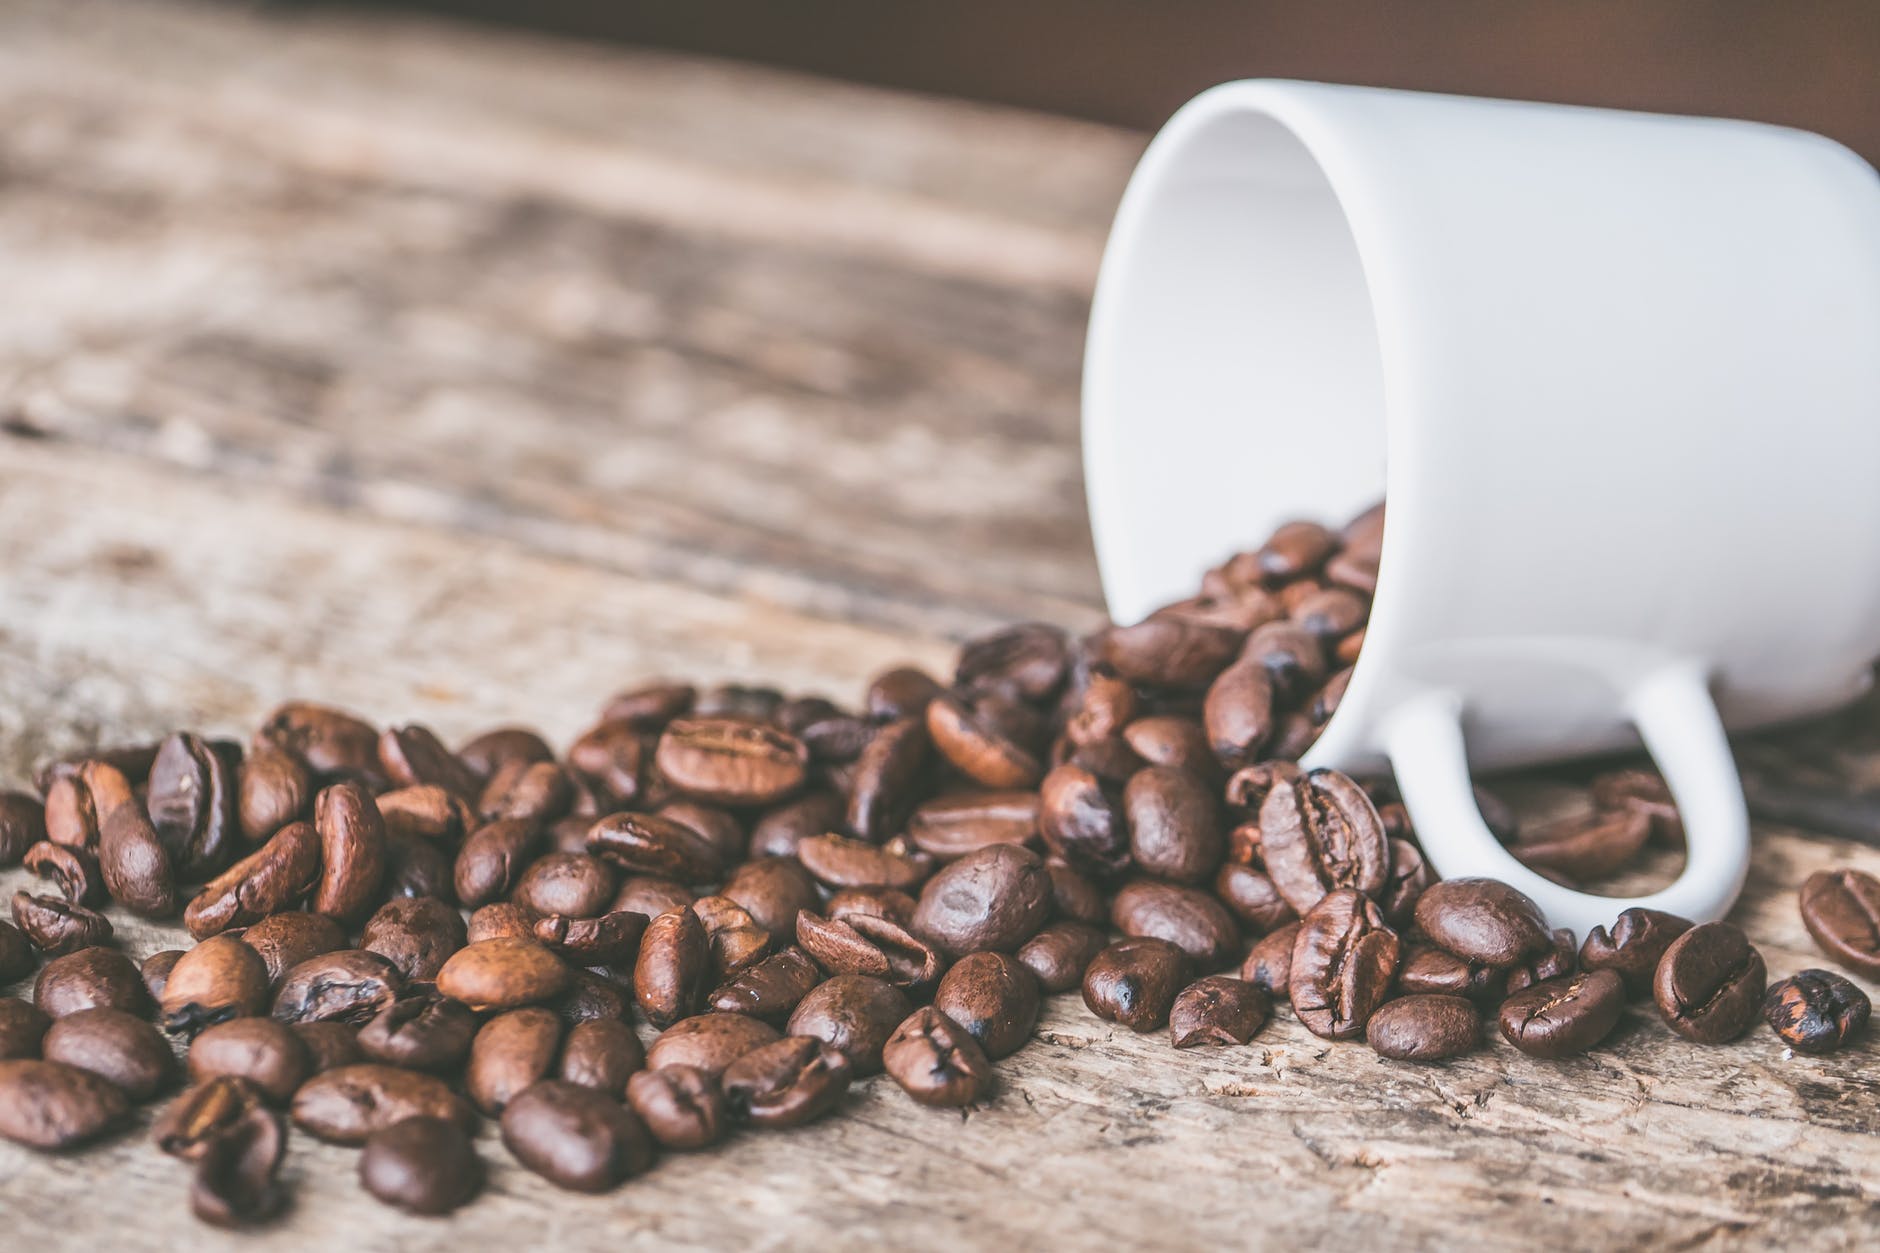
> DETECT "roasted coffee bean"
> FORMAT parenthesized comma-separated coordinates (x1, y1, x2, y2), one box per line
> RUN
(845, 716, 930, 842)
(480, 760, 574, 825)
(1120, 716, 1219, 781)
(1414, 878, 1551, 969)
(1169, 975, 1270, 1047)
(864, 666, 943, 721)
(1238, 623, 1328, 703)
(793, 708, 872, 764)
(955, 623, 1070, 701)
(254, 701, 381, 783)
(634, 909, 708, 1028)
(827, 887, 919, 927)
(626, 1065, 725, 1150)
(722, 1035, 851, 1128)
(0, 919, 36, 983)
(0, 790, 47, 864)
(1764, 969, 1870, 1054)
(239, 911, 348, 988)
(187, 1018, 312, 1103)
(553, 970, 632, 1027)
(907, 791, 1039, 861)
(511, 852, 616, 919)
(147, 731, 239, 877)
(1290, 587, 1368, 642)
(238, 747, 312, 844)
(1225, 761, 1302, 827)
(1511, 808, 1651, 881)
(566, 720, 651, 809)
(140, 949, 184, 1002)
(796, 833, 931, 892)
(1240, 914, 1300, 993)
(501, 1080, 654, 1192)
(558, 1018, 645, 1095)
(378, 723, 480, 802)
(358, 991, 479, 1072)
(1591, 768, 1683, 848)
(360, 1115, 483, 1215)
(1123, 766, 1224, 885)
(358, 896, 467, 983)
(719, 855, 821, 943)
(780, 974, 908, 1076)
(1366, 994, 1478, 1061)
(292, 1022, 363, 1074)
(435, 937, 570, 1014)
(1654, 922, 1767, 1043)
(586, 811, 724, 886)
(911, 843, 1052, 957)
(1083, 937, 1190, 1031)
(95, 803, 177, 918)
(376, 785, 477, 845)
(1064, 667, 1138, 750)
(36, 946, 150, 1019)
(924, 691, 1045, 790)
(749, 791, 846, 860)
(1255, 519, 1337, 579)
(309, 781, 386, 922)
(796, 911, 944, 991)
(1579, 906, 1699, 993)
(600, 682, 697, 731)
(185, 820, 322, 939)
(468, 1007, 564, 1115)
(0, 1058, 129, 1149)
(655, 718, 808, 806)
(269, 949, 402, 1028)
(1498, 970, 1626, 1058)
(469, 901, 544, 944)
(32, 746, 157, 795)
(933, 951, 1039, 1059)
(883, 1006, 991, 1107)
(12, 893, 99, 965)
(1111, 880, 1239, 967)
(1258, 770, 1388, 914)
(693, 682, 785, 721)
(1395, 943, 1497, 1001)
(154, 1075, 265, 1159)
(710, 946, 823, 1021)
(535, 910, 648, 968)
(43, 761, 134, 851)
(1037, 764, 1129, 876)
(1202, 659, 1275, 766)
(0, 997, 52, 1059)
(1093, 619, 1241, 690)
(1378, 839, 1434, 928)
(656, 800, 747, 866)
(1504, 928, 1579, 996)
(1289, 889, 1400, 1041)
(24, 840, 105, 906)
(1016, 921, 1107, 994)
(1798, 868, 1880, 978)
(1214, 863, 1296, 933)
(454, 818, 543, 908)
(291, 1063, 475, 1145)
(645, 1011, 781, 1078)
(42, 1007, 174, 1100)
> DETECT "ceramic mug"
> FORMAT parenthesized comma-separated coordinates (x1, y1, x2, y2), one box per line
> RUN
(1081, 79, 1880, 936)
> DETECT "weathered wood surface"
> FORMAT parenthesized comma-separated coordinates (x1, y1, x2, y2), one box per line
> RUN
(1, 3, 1877, 1249)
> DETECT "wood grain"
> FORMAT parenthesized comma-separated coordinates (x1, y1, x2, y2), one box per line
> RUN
(1, 2, 1877, 1249)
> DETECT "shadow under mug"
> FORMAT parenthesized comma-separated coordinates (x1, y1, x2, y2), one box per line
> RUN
(1082, 79, 1880, 936)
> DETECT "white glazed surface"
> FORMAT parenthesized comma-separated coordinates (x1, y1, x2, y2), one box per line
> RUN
(1082, 80, 1880, 935)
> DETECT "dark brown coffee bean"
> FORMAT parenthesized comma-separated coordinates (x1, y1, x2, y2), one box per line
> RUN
(1798, 868, 1880, 978)
(644, 1011, 780, 1077)
(238, 911, 347, 988)
(42, 1007, 174, 1100)
(159, 935, 270, 1035)
(0, 997, 52, 1059)
(309, 781, 386, 922)
(955, 623, 1070, 701)
(1016, 921, 1107, 994)
(1289, 889, 1400, 1041)
(796, 910, 944, 991)
(633, 909, 708, 1028)
(626, 1065, 725, 1150)
(796, 833, 931, 893)
(480, 760, 574, 825)
(881, 1006, 990, 1107)
(185, 820, 322, 940)
(1214, 863, 1296, 933)
(688, 894, 769, 980)
(827, 887, 919, 927)
(1038, 764, 1129, 877)
(932, 951, 1039, 1059)
(1290, 586, 1368, 642)
(147, 731, 239, 877)
(25, 839, 106, 906)
(291, 1063, 474, 1145)
(376, 784, 477, 845)
(1256, 519, 1337, 579)
(1225, 761, 1302, 826)
(1378, 838, 1434, 928)
(693, 682, 785, 721)
(1111, 879, 1239, 967)
(92, 803, 175, 919)
(1122, 716, 1221, 780)
(0, 1058, 130, 1149)
(1202, 659, 1275, 766)
(654, 718, 807, 806)
(911, 843, 1052, 957)
(1414, 877, 1551, 969)
(1503, 927, 1579, 996)
(1169, 975, 1270, 1047)
(1498, 970, 1625, 1058)
(925, 691, 1045, 790)
(358, 990, 478, 1072)
(1367, 994, 1479, 1061)
(1239, 623, 1329, 703)
(600, 682, 697, 731)
(1123, 766, 1224, 885)
(1258, 769, 1388, 914)
(1083, 937, 1190, 1031)
(1394, 943, 1498, 1002)
(863, 666, 941, 721)
(552, 970, 632, 1027)
(435, 937, 570, 1014)
(153, 1075, 265, 1158)
(1590, 768, 1683, 847)
(454, 818, 543, 908)
(748, 792, 846, 860)
(269, 948, 402, 1028)
(1764, 969, 1870, 1055)
(10, 894, 88, 962)
(43, 761, 134, 852)
(1064, 666, 1138, 748)
(141, 949, 184, 1003)
(467, 1007, 564, 1115)
(1579, 906, 1699, 993)
(558, 1018, 645, 1095)
(565, 720, 650, 810)
(1654, 922, 1767, 1043)
(254, 701, 380, 783)
(509, 852, 615, 919)
(501, 1079, 653, 1192)
(907, 791, 1039, 861)
(845, 716, 931, 842)
(723, 1035, 851, 1128)
(1511, 808, 1651, 881)
(709, 946, 822, 1021)
(784, 974, 911, 1075)
(0, 790, 47, 864)
(1093, 619, 1242, 689)
(358, 896, 466, 983)
(468, 902, 543, 944)
(534, 910, 648, 969)
(187, 1018, 311, 1103)
(238, 747, 313, 844)
(291, 1022, 362, 1074)
(360, 1115, 483, 1215)
(715, 855, 818, 944)
(1042, 857, 1105, 927)
(377, 723, 479, 802)
(586, 811, 725, 886)
(36, 946, 150, 1019)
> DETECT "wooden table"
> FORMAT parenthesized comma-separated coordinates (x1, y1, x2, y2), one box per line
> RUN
(2, 3, 1876, 1247)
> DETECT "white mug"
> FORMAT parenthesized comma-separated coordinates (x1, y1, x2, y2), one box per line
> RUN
(1081, 80, 1880, 936)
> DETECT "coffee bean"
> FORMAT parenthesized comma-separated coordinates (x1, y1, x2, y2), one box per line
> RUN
(1093, 619, 1242, 689)
(910, 843, 1052, 957)
(0, 1058, 130, 1149)
(0, 997, 51, 1059)
(271, 949, 403, 1027)
(436, 937, 571, 1014)
(1043, 856, 1107, 925)
(709, 945, 823, 1021)
(43, 761, 134, 852)
(1038, 764, 1129, 877)
(1378, 839, 1434, 929)
(377, 784, 477, 845)
(501, 1079, 654, 1192)
(1239, 623, 1328, 704)
(633, 909, 708, 1027)
(1654, 922, 1768, 1043)
(153, 1075, 264, 1160)
(843, 716, 931, 842)
(1498, 970, 1626, 1058)
(567, 720, 652, 809)
(1, 918, 38, 983)
(1213, 863, 1296, 933)
(254, 702, 380, 783)
(925, 691, 1046, 790)
(1798, 868, 1880, 978)
(187, 1018, 312, 1103)
(600, 682, 698, 731)
(1413, 877, 1550, 969)
(238, 747, 312, 844)
(1169, 975, 1270, 1047)
(1764, 969, 1870, 1054)
(1122, 716, 1220, 780)
(1256, 519, 1337, 579)
(190, 1100, 287, 1228)
(558, 1019, 645, 1095)
(292, 1022, 362, 1074)
(717, 855, 820, 944)
(906, 791, 1039, 861)
(147, 731, 240, 878)
(626, 1065, 725, 1150)
(781, 974, 909, 1075)
(185, 820, 322, 939)
(1083, 937, 1190, 1031)
(955, 623, 1070, 701)
(1016, 921, 1107, 994)
(646, 1012, 781, 1078)
(1111, 880, 1239, 967)
(1590, 768, 1683, 848)
(1202, 659, 1275, 766)
(507, 852, 613, 919)
(655, 718, 808, 806)
(454, 818, 544, 909)
(932, 951, 1039, 1059)
(377, 723, 479, 802)
(1503, 927, 1578, 996)
(1258, 770, 1388, 915)
(236, 911, 347, 988)
(748, 792, 846, 860)
(42, 1007, 174, 1100)
(311, 782, 387, 922)
(827, 887, 919, 927)
(468, 1007, 565, 1115)
(381, 840, 455, 901)
(291, 1063, 474, 1145)
(480, 760, 575, 825)
(534, 909, 648, 969)
(1366, 994, 1478, 1061)
(154, 935, 270, 1038)
(722, 1035, 852, 1128)
(35, 946, 151, 1019)
(1289, 889, 1400, 1041)
(25, 839, 106, 907)
(1394, 943, 1497, 1002)
(882, 1006, 992, 1107)
(0, 790, 47, 864)
(586, 811, 724, 885)
(361, 896, 467, 982)
(141, 949, 184, 1003)
(795, 833, 931, 893)
(554, 970, 631, 1030)
(1511, 808, 1650, 881)
(469, 901, 544, 944)
(360, 1115, 483, 1215)
(1123, 766, 1224, 884)
(1578, 908, 1694, 997)
(12, 891, 113, 955)
(358, 990, 479, 1072)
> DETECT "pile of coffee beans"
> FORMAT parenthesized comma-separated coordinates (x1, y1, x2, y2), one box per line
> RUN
(0, 501, 1872, 1224)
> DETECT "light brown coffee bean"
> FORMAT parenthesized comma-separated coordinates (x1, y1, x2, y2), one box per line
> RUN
(655, 718, 808, 806)
(558, 1019, 645, 1096)
(633, 909, 708, 1028)
(1169, 975, 1270, 1047)
(187, 1018, 311, 1103)
(468, 1008, 565, 1116)
(882, 1006, 991, 1108)
(586, 811, 724, 885)
(645, 1012, 781, 1078)
(161, 935, 271, 1035)
(270, 949, 403, 1027)
(185, 821, 322, 940)
(360, 896, 467, 982)
(932, 951, 1039, 1059)
(238, 747, 312, 844)
(436, 938, 571, 1014)
(1015, 921, 1108, 994)
(239, 911, 349, 988)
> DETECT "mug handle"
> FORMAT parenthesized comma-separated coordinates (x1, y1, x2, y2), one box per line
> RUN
(1382, 661, 1750, 938)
